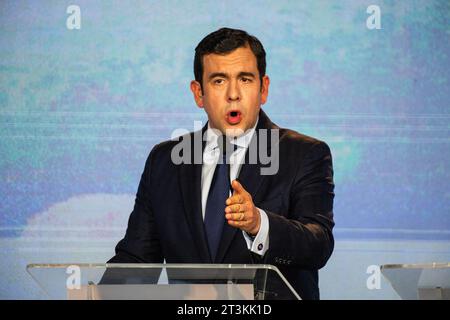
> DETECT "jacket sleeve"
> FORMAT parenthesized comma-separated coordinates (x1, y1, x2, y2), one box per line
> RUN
(264, 140, 335, 269)
(107, 147, 164, 264)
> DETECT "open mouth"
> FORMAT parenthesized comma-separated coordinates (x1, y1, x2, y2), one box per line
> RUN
(226, 110, 242, 125)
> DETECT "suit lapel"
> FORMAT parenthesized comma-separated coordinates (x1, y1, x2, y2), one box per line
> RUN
(178, 126, 211, 262)
(240, 109, 278, 201)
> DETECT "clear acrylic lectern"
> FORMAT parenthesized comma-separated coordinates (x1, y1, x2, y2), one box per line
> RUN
(26, 263, 301, 300)
(381, 262, 450, 300)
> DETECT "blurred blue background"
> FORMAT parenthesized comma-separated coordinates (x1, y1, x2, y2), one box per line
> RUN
(1, 0, 449, 299)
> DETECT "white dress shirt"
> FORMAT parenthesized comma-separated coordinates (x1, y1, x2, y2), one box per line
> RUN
(201, 118, 269, 256)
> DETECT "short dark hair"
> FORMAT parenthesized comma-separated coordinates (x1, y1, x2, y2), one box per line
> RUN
(194, 27, 266, 89)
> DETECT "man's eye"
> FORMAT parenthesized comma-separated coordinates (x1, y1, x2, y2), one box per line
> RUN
(241, 77, 252, 83)
(213, 79, 224, 84)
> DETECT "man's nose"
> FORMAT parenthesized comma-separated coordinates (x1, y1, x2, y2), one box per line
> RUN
(227, 80, 240, 102)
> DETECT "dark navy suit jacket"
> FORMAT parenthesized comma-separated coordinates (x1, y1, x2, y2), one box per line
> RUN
(108, 109, 335, 300)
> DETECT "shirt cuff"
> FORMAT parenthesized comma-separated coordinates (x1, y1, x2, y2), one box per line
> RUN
(242, 208, 269, 256)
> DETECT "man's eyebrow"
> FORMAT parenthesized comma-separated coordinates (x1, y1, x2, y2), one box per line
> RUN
(208, 71, 256, 80)
(208, 72, 228, 80)
(238, 72, 256, 78)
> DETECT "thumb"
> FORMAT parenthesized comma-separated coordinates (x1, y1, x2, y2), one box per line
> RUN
(231, 179, 245, 194)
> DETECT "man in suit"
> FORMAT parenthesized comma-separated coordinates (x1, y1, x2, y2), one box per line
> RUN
(108, 27, 335, 300)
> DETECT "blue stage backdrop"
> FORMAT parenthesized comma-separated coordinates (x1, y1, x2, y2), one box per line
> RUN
(1, 0, 449, 299)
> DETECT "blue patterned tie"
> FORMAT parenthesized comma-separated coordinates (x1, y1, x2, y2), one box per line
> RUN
(204, 137, 234, 261)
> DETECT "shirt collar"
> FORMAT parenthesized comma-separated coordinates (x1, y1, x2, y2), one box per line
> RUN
(204, 116, 259, 153)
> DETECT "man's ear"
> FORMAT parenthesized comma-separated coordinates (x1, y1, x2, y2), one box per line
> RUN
(260, 75, 270, 105)
(190, 80, 204, 108)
